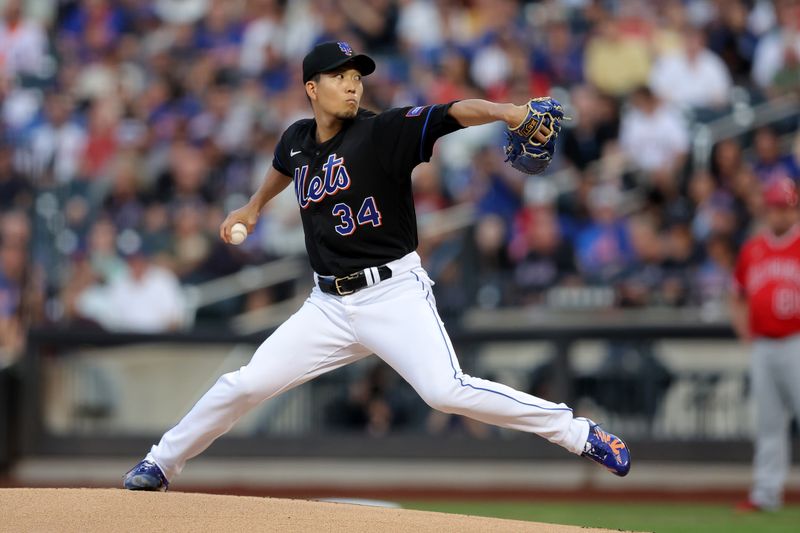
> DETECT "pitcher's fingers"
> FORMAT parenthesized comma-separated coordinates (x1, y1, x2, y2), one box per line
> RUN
(534, 124, 552, 143)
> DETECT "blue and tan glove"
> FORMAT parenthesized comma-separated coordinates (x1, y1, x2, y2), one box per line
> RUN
(504, 97, 564, 175)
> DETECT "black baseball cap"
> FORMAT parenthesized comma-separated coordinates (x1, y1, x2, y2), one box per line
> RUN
(302, 41, 376, 83)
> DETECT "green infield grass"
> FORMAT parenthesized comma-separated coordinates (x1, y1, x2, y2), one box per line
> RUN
(401, 501, 800, 533)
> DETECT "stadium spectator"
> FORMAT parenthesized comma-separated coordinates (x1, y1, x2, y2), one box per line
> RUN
(473, 214, 511, 308)
(239, 0, 285, 76)
(651, 0, 689, 57)
(660, 223, 696, 307)
(0, 211, 34, 364)
(470, 34, 514, 96)
(689, 170, 739, 244)
(510, 205, 578, 305)
(153, 0, 209, 25)
(560, 85, 619, 171)
(618, 215, 664, 307)
(711, 138, 746, 189)
(584, 18, 651, 97)
(60, 252, 104, 328)
(0, 143, 30, 209)
(649, 26, 733, 114)
(102, 152, 147, 231)
(396, 0, 444, 55)
(694, 233, 736, 307)
(0, 0, 50, 80)
(81, 97, 121, 181)
(29, 93, 86, 186)
(464, 145, 524, 235)
(0, 243, 25, 321)
(619, 86, 689, 175)
(170, 202, 214, 282)
(161, 143, 214, 207)
(530, 20, 584, 94)
(730, 164, 763, 234)
(90, 242, 186, 333)
(0, 243, 25, 365)
(412, 163, 449, 218)
(0, 69, 41, 136)
(340, 0, 399, 55)
(86, 218, 127, 284)
(575, 184, 634, 284)
(751, 0, 800, 92)
(194, 1, 245, 67)
(0, 211, 31, 256)
(426, 47, 475, 104)
(752, 126, 800, 184)
(140, 202, 172, 257)
(705, 0, 759, 84)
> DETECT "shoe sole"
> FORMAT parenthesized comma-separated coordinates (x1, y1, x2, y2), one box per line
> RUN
(123, 474, 166, 491)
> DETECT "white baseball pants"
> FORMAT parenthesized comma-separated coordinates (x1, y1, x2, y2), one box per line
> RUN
(750, 334, 800, 509)
(148, 252, 590, 480)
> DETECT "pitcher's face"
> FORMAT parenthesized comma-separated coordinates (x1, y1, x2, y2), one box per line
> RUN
(307, 67, 363, 119)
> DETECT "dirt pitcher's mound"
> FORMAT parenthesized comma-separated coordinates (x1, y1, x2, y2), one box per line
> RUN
(0, 488, 629, 533)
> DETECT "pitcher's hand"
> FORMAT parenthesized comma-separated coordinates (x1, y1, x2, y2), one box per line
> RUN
(220, 203, 260, 244)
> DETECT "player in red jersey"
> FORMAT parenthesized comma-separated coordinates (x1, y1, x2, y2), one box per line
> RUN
(731, 177, 800, 511)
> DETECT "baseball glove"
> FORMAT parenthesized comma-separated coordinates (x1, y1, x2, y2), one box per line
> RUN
(504, 97, 564, 175)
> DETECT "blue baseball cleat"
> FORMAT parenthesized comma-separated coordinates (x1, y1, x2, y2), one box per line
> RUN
(581, 422, 631, 477)
(123, 459, 169, 491)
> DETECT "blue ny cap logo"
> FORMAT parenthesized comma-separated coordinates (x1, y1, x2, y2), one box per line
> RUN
(337, 41, 353, 56)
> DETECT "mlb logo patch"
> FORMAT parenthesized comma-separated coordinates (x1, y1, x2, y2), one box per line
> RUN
(406, 106, 426, 117)
(337, 41, 353, 56)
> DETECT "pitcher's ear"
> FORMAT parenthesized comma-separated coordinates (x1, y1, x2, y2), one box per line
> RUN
(305, 81, 317, 101)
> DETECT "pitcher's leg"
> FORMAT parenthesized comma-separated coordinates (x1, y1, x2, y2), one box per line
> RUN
(150, 295, 369, 480)
(749, 340, 790, 510)
(354, 272, 589, 455)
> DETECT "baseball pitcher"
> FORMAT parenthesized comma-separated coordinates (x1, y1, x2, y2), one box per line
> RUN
(123, 42, 630, 491)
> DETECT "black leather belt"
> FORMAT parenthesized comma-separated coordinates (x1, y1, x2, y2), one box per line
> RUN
(318, 266, 393, 296)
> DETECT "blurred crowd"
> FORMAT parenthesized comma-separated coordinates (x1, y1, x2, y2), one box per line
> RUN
(0, 0, 799, 361)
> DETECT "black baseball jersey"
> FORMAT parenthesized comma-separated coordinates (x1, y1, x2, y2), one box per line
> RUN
(272, 103, 464, 277)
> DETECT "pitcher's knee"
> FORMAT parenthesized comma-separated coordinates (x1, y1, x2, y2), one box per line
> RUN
(420, 387, 464, 414)
(227, 369, 270, 406)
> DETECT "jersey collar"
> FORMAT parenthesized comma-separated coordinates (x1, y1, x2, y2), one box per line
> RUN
(304, 109, 375, 151)
(765, 223, 800, 249)
(304, 120, 346, 152)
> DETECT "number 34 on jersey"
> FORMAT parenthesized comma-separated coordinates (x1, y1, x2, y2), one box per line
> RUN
(293, 153, 383, 237)
(332, 196, 382, 236)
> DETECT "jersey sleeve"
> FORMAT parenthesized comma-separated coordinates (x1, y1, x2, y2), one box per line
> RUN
(272, 129, 292, 177)
(372, 102, 464, 174)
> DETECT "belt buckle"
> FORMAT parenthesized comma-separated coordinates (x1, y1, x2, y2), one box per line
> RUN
(334, 272, 360, 296)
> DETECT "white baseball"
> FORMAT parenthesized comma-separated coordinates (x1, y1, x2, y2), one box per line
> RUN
(230, 222, 248, 245)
